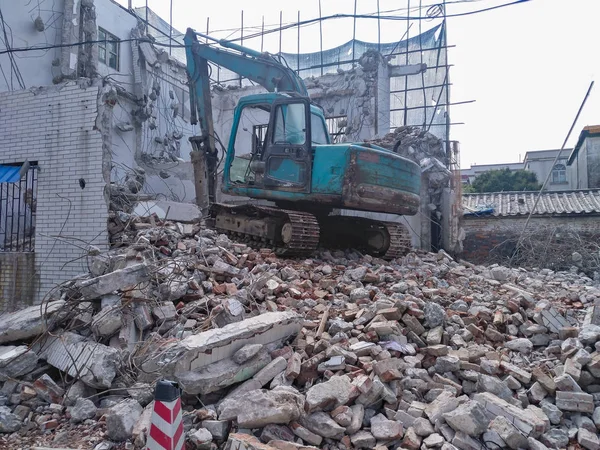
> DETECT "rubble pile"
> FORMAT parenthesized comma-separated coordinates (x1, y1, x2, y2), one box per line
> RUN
(368, 126, 446, 163)
(1, 215, 600, 450)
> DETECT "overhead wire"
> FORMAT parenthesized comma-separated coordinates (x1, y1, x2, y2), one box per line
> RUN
(226, 0, 532, 42)
(0, 6, 26, 89)
(0, 0, 531, 57)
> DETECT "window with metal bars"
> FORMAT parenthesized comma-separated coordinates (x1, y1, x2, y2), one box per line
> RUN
(0, 163, 37, 252)
(326, 116, 347, 144)
(98, 28, 120, 70)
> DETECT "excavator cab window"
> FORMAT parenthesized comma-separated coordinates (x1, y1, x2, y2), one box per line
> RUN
(310, 113, 329, 145)
(230, 104, 270, 184)
(272, 103, 306, 145)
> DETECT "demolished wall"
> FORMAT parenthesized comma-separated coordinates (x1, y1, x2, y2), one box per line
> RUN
(0, 81, 109, 309)
(462, 214, 600, 279)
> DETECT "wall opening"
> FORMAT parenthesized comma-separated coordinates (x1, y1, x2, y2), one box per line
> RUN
(326, 116, 347, 144)
(0, 162, 38, 253)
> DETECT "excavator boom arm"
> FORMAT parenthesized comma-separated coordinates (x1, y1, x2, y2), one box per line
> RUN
(184, 28, 307, 97)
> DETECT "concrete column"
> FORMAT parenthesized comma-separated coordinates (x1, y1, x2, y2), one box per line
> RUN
(375, 57, 390, 138)
(59, 0, 78, 80)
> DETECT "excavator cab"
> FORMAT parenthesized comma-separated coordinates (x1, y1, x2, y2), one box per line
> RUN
(225, 94, 330, 195)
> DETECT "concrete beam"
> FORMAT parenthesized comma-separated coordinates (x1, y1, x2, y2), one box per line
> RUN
(0, 301, 66, 344)
(389, 63, 428, 77)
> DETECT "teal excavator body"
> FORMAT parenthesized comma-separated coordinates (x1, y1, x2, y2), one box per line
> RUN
(184, 28, 421, 258)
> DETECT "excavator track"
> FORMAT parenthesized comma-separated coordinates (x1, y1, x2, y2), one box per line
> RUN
(318, 216, 411, 260)
(210, 204, 410, 260)
(210, 204, 320, 257)
(379, 221, 412, 260)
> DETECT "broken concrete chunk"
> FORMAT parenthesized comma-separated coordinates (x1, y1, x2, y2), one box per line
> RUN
(190, 428, 213, 449)
(474, 392, 546, 438)
(443, 400, 490, 436)
(290, 421, 323, 446)
(504, 338, 533, 354)
(177, 348, 271, 395)
(578, 428, 600, 450)
(233, 344, 264, 365)
(70, 398, 98, 423)
(219, 387, 304, 428)
(535, 307, 568, 333)
(489, 415, 529, 449)
(91, 305, 123, 337)
(105, 399, 142, 441)
(0, 300, 66, 344)
(300, 411, 345, 440)
(77, 263, 150, 299)
(152, 302, 178, 324)
(350, 430, 376, 449)
(555, 391, 594, 413)
(253, 356, 288, 387)
(370, 413, 403, 440)
(0, 406, 21, 433)
(425, 390, 459, 423)
(305, 375, 356, 412)
(35, 331, 121, 389)
(0, 345, 38, 379)
(500, 361, 532, 384)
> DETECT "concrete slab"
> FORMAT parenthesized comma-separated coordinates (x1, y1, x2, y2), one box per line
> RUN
(133, 200, 201, 223)
(169, 311, 303, 375)
(0, 301, 66, 344)
(76, 264, 150, 299)
(35, 331, 121, 388)
(474, 392, 546, 438)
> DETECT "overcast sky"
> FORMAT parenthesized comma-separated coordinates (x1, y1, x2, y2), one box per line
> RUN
(120, 0, 599, 169)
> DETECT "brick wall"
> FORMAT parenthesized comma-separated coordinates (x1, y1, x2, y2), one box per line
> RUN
(461, 214, 600, 269)
(0, 81, 108, 309)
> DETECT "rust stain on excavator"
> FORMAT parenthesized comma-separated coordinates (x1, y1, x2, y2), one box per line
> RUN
(342, 155, 420, 215)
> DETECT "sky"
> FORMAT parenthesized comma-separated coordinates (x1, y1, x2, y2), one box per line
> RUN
(119, 0, 600, 169)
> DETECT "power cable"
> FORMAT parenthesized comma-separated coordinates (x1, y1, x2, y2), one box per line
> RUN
(0, 6, 26, 89)
(0, 37, 182, 56)
(227, 0, 532, 42)
(2, 0, 530, 57)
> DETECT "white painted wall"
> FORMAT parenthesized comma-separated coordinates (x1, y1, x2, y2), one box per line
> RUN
(0, 0, 64, 91)
(0, 81, 107, 305)
(95, 0, 137, 84)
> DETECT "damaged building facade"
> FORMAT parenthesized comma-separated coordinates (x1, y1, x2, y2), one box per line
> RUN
(0, 0, 458, 309)
(0, 0, 199, 308)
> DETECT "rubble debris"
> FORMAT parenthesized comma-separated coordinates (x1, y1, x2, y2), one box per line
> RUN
(0, 300, 66, 344)
(35, 331, 121, 388)
(105, 399, 142, 441)
(76, 263, 150, 299)
(0, 215, 598, 449)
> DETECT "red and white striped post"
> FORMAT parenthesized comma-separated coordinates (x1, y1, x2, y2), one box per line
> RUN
(146, 380, 184, 450)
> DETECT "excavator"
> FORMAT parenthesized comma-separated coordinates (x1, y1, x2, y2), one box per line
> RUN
(184, 29, 421, 259)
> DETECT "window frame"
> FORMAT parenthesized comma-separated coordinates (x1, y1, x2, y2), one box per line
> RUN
(98, 27, 120, 71)
(551, 163, 567, 184)
(326, 115, 347, 144)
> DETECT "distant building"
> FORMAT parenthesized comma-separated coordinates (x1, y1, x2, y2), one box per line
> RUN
(568, 125, 600, 189)
(461, 162, 523, 185)
(461, 148, 576, 190)
(523, 149, 574, 191)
